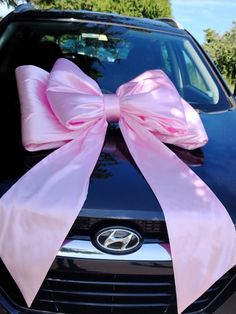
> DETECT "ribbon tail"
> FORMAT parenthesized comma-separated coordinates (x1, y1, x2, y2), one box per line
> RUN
(120, 117, 236, 313)
(0, 119, 107, 307)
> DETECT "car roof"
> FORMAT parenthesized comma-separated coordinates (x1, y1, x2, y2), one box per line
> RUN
(9, 8, 186, 36)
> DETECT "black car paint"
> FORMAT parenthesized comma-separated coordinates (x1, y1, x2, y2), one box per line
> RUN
(81, 110, 236, 225)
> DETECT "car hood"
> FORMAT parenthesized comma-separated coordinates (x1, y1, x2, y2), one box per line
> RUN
(81, 110, 236, 224)
(0, 110, 236, 224)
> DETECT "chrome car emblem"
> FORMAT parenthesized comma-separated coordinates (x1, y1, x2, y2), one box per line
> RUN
(94, 227, 142, 254)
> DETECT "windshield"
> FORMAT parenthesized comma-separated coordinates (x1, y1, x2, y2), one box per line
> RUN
(0, 20, 229, 112)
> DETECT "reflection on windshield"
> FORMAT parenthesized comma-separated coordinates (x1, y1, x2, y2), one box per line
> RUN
(59, 33, 132, 63)
(0, 20, 226, 114)
(37, 22, 220, 106)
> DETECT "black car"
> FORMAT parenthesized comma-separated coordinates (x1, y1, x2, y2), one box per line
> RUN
(0, 5, 235, 314)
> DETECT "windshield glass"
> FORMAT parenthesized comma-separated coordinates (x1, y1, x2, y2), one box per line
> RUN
(0, 20, 228, 112)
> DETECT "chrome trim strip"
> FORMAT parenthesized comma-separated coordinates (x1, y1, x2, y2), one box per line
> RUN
(39, 18, 186, 38)
(57, 239, 171, 261)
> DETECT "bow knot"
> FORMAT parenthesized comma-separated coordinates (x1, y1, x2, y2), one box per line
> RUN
(103, 94, 120, 122)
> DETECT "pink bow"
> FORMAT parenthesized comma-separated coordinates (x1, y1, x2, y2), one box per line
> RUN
(0, 58, 235, 313)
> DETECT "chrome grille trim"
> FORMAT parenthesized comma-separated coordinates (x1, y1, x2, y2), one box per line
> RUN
(57, 239, 171, 261)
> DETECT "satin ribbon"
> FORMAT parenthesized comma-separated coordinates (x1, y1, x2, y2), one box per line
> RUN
(0, 58, 235, 313)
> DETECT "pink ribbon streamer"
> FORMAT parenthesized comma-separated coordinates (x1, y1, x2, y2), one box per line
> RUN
(0, 58, 235, 313)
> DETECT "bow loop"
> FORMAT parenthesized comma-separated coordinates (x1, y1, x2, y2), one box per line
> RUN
(117, 69, 188, 130)
(47, 58, 104, 130)
(48, 58, 102, 95)
(117, 69, 176, 95)
(117, 69, 208, 150)
(15, 65, 80, 151)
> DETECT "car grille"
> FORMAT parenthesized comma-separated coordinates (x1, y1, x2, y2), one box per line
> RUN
(0, 259, 235, 314)
(35, 273, 175, 314)
(69, 216, 169, 241)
